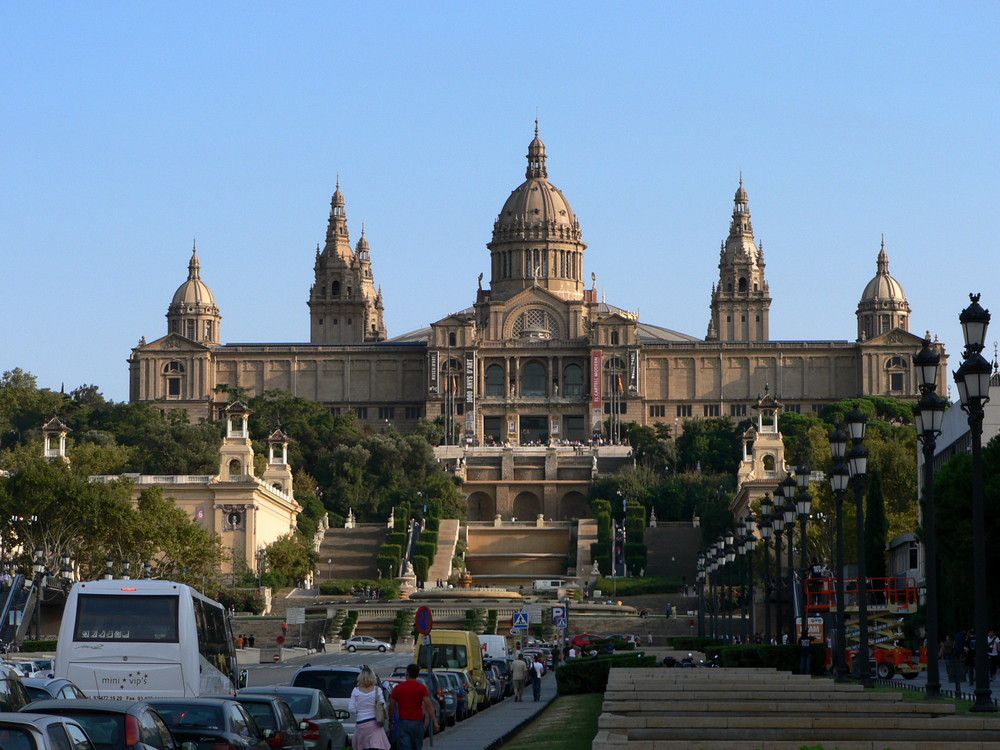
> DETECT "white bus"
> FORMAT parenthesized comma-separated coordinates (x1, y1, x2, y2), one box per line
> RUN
(55, 579, 240, 700)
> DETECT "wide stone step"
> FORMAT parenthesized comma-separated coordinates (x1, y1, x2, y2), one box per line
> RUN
(600, 715, 998, 730)
(593, 736, 1000, 750)
(605, 701, 954, 715)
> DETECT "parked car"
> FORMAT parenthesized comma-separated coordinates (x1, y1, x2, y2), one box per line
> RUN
(607, 633, 640, 646)
(217, 693, 306, 750)
(484, 667, 501, 706)
(484, 659, 512, 698)
(432, 670, 476, 718)
(23, 677, 87, 703)
(0, 712, 97, 750)
(289, 665, 387, 742)
(0, 664, 31, 712)
(239, 686, 347, 750)
(418, 672, 454, 728)
(570, 633, 601, 649)
(342, 635, 392, 653)
(427, 672, 462, 724)
(148, 698, 269, 750)
(24, 698, 187, 750)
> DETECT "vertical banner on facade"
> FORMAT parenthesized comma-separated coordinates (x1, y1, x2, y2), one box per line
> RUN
(428, 350, 439, 394)
(464, 351, 476, 440)
(628, 350, 639, 392)
(591, 349, 604, 437)
(591, 350, 603, 408)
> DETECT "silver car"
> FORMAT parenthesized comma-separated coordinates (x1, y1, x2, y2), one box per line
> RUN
(342, 636, 392, 653)
(0, 712, 97, 750)
(239, 687, 347, 750)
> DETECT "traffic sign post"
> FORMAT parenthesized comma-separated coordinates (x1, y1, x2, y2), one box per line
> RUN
(415, 606, 433, 635)
(512, 611, 529, 629)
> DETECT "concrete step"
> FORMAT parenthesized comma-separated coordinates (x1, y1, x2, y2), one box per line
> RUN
(427, 518, 460, 583)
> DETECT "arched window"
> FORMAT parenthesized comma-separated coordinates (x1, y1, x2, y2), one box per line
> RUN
(448, 332, 457, 347)
(563, 364, 584, 398)
(485, 364, 505, 397)
(763, 454, 775, 471)
(521, 361, 547, 397)
(610, 330, 620, 346)
(332, 280, 341, 296)
(229, 459, 242, 477)
(885, 356, 908, 392)
(739, 277, 748, 292)
(163, 361, 184, 398)
(185, 320, 195, 339)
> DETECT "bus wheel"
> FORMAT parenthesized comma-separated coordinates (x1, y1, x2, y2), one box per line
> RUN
(876, 662, 894, 679)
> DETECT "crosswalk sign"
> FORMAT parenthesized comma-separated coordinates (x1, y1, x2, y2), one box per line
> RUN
(551, 605, 566, 624)
(513, 611, 529, 628)
(556, 616, 567, 629)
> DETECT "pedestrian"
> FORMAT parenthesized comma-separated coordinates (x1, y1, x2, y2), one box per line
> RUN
(236, 634, 244, 649)
(318, 634, 326, 653)
(647, 631, 653, 647)
(798, 631, 814, 675)
(989, 630, 1000, 680)
(348, 666, 391, 750)
(530, 656, 544, 702)
(510, 652, 528, 701)
(388, 664, 439, 750)
(247, 634, 255, 648)
(568, 646, 577, 659)
(966, 628, 977, 684)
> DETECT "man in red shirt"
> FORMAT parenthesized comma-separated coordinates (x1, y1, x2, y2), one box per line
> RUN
(388, 663, 439, 750)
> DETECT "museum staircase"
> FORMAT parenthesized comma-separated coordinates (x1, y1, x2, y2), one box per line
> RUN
(427, 519, 460, 583)
(644, 524, 701, 583)
(318, 524, 388, 581)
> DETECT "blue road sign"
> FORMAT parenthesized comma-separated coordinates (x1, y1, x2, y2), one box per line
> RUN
(551, 605, 566, 624)
(513, 611, 528, 628)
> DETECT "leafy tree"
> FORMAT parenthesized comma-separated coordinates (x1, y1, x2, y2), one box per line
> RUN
(675, 418, 741, 474)
(864, 470, 888, 579)
(264, 533, 319, 586)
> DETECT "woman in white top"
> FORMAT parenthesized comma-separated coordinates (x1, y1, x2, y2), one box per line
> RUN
(347, 667, 391, 750)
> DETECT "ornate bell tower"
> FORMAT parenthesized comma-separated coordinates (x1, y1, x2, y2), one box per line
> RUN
(706, 178, 771, 341)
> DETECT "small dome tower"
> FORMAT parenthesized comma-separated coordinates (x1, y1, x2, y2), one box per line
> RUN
(167, 242, 222, 344)
(856, 237, 911, 340)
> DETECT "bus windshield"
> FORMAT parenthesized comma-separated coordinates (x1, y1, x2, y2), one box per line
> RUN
(74, 594, 179, 643)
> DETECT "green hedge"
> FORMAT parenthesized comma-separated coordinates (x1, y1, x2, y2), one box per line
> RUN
(667, 636, 728, 651)
(20, 639, 58, 652)
(414, 541, 436, 561)
(419, 530, 438, 547)
(340, 610, 359, 640)
(718, 643, 826, 675)
(377, 555, 397, 578)
(556, 652, 657, 695)
(596, 511, 611, 540)
(391, 608, 415, 645)
(623, 541, 647, 572)
(424, 517, 440, 532)
(385, 532, 407, 548)
(319, 578, 400, 599)
(412, 555, 429, 582)
(595, 575, 681, 596)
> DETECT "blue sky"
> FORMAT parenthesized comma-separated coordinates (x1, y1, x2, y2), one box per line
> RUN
(3, 3, 998, 403)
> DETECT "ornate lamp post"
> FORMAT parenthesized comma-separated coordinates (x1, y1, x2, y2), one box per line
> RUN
(103, 555, 114, 581)
(954, 293, 995, 712)
(795, 466, 812, 638)
(696, 552, 706, 637)
(725, 539, 736, 641)
(759, 494, 774, 643)
(846, 405, 872, 687)
(829, 427, 851, 682)
(736, 519, 747, 641)
(771, 491, 786, 644)
(781, 476, 797, 639)
(914, 336, 946, 700)
(744, 513, 757, 641)
(32, 546, 45, 640)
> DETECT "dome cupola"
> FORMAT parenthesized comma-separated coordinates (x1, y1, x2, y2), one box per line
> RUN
(856, 237, 911, 340)
(167, 242, 221, 344)
(486, 123, 587, 301)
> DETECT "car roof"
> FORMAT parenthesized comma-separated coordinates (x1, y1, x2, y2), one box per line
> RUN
(240, 686, 319, 697)
(295, 665, 362, 673)
(146, 697, 239, 706)
(22, 678, 74, 688)
(25, 698, 150, 713)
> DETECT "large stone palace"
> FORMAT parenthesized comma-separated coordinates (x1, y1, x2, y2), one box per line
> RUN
(128, 127, 947, 449)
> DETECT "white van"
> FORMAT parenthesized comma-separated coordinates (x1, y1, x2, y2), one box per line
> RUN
(478, 634, 510, 659)
(532, 579, 567, 593)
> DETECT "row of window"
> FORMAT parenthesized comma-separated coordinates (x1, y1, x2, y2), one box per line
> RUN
(648, 403, 827, 419)
(329, 406, 424, 420)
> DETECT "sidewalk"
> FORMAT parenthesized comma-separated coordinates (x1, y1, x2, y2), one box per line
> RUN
(428, 671, 558, 749)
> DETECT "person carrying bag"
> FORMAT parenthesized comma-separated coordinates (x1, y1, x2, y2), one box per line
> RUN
(348, 666, 391, 750)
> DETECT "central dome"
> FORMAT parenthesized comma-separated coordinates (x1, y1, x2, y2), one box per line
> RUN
(171, 246, 218, 309)
(491, 126, 583, 245)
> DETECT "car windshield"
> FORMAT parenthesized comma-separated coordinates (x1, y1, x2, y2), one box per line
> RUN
(294, 671, 357, 699)
(23, 685, 49, 701)
(241, 702, 275, 730)
(274, 692, 315, 714)
(154, 703, 224, 729)
(55, 713, 123, 748)
(0, 726, 35, 750)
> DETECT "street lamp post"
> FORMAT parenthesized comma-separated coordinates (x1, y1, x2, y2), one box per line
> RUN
(955, 293, 995, 712)
(759, 494, 774, 643)
(744, 513, 757, 641)
(32, 546, 45, 640)
(737, 529, 747, 642)
(696, 552, 706, 637)
(846, 405, 872, 688)
(725, 539, 736, 641)
(771, 493, 786, 644)
(914, 336, 946, 700)
(795, 466, 812, 639)
(781, 477, 797, 640)
(829, 428, 851, 682)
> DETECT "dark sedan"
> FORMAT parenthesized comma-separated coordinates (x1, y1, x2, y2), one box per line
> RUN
(0, 712, 97, 750)
(148, 698, 269, 750)
(24, 698, 187, 750)
(239, 686, 347, 750)
(209, 693, 305, 750)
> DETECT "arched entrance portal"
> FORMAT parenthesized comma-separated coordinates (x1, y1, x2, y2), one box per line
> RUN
(512, 492, 541, 520)
(467, 492, 496, 522)
(560, 491, 590, 520)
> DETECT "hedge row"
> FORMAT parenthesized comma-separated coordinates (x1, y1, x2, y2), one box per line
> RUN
(595, 575, 682, 596)
(319, 578, 400, 599)
(339, 610, 359, 640)
(555, 652, 657, 695)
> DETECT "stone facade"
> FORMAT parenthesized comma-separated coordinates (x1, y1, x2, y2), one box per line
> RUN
(129, 127, 948, 453)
